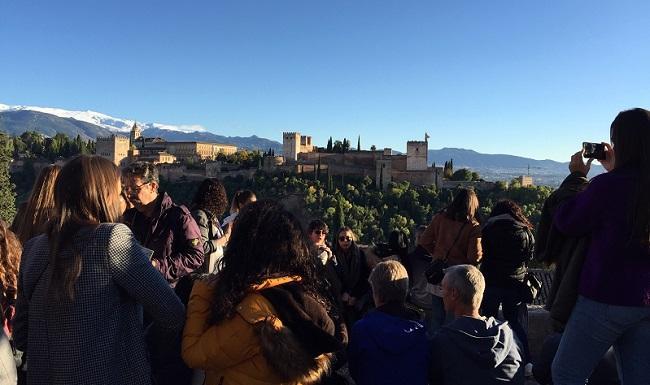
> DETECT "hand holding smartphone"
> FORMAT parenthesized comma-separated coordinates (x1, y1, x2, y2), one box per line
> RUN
(582, 142, 606, 160)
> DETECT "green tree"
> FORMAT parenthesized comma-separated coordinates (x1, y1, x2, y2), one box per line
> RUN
(327, 137, 333, 152)
(357, 136, 361, 151)
(450, 168, 473, 181)
(0, 133, 16, 222)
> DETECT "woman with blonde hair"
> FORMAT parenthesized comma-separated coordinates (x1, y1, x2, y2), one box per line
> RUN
(418, 188, 482, 332)
(12, 164, 61, 245)
(13, 155, 185, 385)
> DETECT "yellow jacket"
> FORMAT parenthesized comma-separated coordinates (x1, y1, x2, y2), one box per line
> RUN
(182, 276, 331, 385)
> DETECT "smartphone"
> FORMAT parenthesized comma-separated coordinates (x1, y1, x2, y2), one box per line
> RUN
(582, 142, 606, 160)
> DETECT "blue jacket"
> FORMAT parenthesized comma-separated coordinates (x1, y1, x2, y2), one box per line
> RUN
(348, 304, 429, 385)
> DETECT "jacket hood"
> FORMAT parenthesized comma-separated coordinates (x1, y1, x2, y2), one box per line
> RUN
(443, 316, 517, 368)
(364, 309, 427, 355)
(484, 214, 527, 230)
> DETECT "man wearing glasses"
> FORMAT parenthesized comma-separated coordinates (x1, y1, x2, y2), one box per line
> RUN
(122, 161, 204, 287)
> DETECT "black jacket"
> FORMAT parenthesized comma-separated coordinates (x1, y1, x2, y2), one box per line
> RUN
(534, 172, 590, 328)
(480, 214, 534, 287)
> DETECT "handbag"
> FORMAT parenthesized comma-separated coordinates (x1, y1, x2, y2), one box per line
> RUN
(424, 222, 467, 285)
(520, 271, 542, 303)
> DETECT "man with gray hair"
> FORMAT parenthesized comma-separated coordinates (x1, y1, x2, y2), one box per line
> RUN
(429, 264, 524, 385)
(348, 260, 430, 385)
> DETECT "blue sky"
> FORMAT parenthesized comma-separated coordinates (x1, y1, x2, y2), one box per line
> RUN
(1, 0, 649, 161)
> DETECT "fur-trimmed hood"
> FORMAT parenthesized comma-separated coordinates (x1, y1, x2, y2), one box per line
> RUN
(256, 280, 343, 384)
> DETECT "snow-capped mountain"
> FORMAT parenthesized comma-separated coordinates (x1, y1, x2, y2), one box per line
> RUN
(0, 103, 207, 134)
(0, 103, 283, 152)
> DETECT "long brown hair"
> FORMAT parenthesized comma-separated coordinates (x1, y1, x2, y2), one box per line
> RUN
(445, 188, 479, 223)
(610, 108, 650, 248)
(489, 199, 533, 229)
(48, 155, 123, 300)
(0, 220, 21, 298)
(14, 164, 61, 244)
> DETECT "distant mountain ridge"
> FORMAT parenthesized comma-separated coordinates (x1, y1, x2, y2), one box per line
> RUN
(429, 147, 604, 186)
(428, 148, 563, 169)
(0, 103, 283, 152)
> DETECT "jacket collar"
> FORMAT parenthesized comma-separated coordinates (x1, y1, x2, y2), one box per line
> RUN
(250, 276, 302, 292)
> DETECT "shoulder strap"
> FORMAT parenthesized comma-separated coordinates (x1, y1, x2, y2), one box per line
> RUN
(442, 222, 467, 262)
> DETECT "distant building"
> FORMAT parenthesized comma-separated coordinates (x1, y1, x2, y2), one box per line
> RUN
(283, 132, 314, 162)
(95, 122, 237, 165)
(274, 132, 442, 189)
(516, 175, 534, 187)
(96, 135, 130, 166)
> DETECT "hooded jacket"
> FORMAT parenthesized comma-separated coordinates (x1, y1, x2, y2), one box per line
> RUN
(348, 303, 429, 385)
(429, 316, 524, 385)
(480, 214, 534, 286)
(182, 277, 341, 385)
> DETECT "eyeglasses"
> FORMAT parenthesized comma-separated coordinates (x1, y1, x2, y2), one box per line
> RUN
(339, 236, 352, 242)
(313, 230, 327, 235)
(122, 181, 150, 193)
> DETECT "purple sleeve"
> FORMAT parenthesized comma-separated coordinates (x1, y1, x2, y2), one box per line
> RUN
(553, 175, 605, 237)
(165, 211, 205, 281)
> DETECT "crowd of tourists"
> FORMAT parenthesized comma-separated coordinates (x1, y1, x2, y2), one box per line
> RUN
(0, 108, 648, 385)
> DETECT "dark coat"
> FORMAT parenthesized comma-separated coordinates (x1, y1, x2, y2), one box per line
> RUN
(13, 224, 185, 385)
(535, 172, 590, 328)
(480, 214, 534, 287)
(124, 192, 204, 287)
(429, 316, 524, 385)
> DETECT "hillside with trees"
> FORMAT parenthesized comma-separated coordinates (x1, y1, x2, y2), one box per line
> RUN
(162, 170, 553, 245)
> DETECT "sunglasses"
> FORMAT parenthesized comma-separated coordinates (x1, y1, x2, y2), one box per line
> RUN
(313, 230, 327, 235)
(339, 236, 352, 242)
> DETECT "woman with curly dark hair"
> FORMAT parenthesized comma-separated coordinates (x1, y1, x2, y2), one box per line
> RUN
(0, 220, 21, 336)
(182, 200, 343, 385)
(480, 199, 535, 374)
(191, 178, 231, 273)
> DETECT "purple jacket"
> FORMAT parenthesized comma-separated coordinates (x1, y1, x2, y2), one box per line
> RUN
(554, 166, 650, 307)
(124, 192, 204, 287)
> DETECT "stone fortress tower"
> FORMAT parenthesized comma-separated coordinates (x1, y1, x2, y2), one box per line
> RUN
(95, 135, 130, 166)
(406, 133, 429, 171)
(282, 132, 314, 162)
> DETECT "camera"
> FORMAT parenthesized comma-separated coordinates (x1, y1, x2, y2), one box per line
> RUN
(582, 142, 606, 160)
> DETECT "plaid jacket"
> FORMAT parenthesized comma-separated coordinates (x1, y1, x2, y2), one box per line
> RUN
(13, 223, 185, 385)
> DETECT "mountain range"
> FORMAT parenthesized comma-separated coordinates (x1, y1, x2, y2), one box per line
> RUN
(0, 103, 600, 186)
(0, 104, 283, 152)
(428, 147, 604, 186)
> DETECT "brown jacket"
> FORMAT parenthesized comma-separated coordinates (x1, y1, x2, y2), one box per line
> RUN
(418, 213, 482, 266)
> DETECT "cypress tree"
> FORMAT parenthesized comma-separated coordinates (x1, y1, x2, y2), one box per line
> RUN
(357, 135, 361, 151)
(327, 137, 333, 152)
